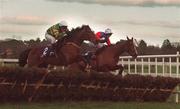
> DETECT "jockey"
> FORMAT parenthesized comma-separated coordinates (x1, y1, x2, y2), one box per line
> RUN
(42, 20, 69, 57)
(96, 28, 112, 48)
(83, 28, 112, 70)
(45, 20, 69, 44)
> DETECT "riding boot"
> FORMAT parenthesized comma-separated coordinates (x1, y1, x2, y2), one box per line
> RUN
(85, 64, 91, 72)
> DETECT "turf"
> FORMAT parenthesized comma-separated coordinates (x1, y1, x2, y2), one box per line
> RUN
(0, 102, 179, 109)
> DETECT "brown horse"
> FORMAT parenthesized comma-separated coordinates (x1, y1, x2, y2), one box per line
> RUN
(69, 37, 138, 74)
(19, 25, 98, 68)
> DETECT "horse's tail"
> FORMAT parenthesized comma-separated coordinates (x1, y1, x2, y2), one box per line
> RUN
(18, 48, 31, 67)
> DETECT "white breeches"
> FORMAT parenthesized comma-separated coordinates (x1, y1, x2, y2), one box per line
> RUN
(45, 32, 56, 44)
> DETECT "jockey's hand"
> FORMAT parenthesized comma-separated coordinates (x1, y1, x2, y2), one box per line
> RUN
(66, 28, 70, 32)
(99, 39, 106, 43)
(63, 33, 68, 37)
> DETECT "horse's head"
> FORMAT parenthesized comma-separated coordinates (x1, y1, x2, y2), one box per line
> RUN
(125, 36, 138, 59)
(80, 25, 98, 44)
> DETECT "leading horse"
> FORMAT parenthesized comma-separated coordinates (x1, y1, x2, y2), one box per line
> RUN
(19, 25, 98, 68)
(69, 37, 138, 74)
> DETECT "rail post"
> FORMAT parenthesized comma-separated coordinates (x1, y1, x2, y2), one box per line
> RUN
(176, 52, 179, 78)
(175, 85, 180, 103)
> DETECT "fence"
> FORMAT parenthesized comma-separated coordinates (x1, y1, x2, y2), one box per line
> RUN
(119, 52, 180, 78)
(119, 52, 180, 103)
(0, 53, 180, 103)
(0, 58, 18, 66)
(0, 52, 180, 78)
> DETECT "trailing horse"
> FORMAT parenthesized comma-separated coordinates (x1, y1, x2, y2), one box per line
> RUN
(18, 25, 98, 68)
(68, 37, 138, 74)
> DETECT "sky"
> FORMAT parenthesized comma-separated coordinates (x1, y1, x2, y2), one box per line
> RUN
(0, 0, 180, 46)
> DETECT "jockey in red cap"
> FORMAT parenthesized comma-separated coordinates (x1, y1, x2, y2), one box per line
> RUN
(96, 28, 112, 48)
(83, 28, 113, 71)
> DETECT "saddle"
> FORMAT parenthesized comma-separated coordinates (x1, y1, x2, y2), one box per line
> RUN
(41, 37, 67, 58)
(42, 44, 57, 58)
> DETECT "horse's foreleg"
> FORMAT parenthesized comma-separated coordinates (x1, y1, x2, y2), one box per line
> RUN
(117, 64, 124, 75)
(108, 64, 124, 75)
(24, 64, 29, 68)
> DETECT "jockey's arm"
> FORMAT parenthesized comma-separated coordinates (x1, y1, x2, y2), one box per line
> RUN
(98, 37, 106, 43)
(106, 38, 111, 46)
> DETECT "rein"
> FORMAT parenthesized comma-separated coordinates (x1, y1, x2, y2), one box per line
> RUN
(66, 42, 81, 49)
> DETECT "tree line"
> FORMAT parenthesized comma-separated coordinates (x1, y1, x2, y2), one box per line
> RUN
(138, 39, 180, 55)
(0, 38, 179, 58)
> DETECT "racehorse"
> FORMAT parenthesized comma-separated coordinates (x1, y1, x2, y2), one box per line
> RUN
(68, 37, 138, 74)
(19, 25, 98, 68)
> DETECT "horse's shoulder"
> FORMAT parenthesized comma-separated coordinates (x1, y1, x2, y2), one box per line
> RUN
(95, 45, 112, 55)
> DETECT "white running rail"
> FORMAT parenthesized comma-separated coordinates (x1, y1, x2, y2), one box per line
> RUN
(119, 52, 180, 78)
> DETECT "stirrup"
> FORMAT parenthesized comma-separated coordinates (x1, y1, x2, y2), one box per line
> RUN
(50, 52, 55, 56)
(85, 64, 91, 71)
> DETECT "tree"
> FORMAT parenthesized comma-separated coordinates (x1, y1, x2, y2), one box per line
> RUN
(177, 45, 180, 52)
(36, 37, 41, 43)
(161, 39, 176, 54)
(161, 39, 172, 49)
(147, 45, 161, 55)
(138, 40, 147, 55)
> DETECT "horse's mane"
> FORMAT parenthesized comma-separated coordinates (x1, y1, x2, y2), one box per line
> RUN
(67, 25, 90, 37)
(56, 25, 85, 43)
(55, 25, 90, 49)
(67, 27, 81, 37)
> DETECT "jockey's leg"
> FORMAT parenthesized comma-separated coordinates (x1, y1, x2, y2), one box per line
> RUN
(45, 33, 56, 44)
(42, 33, 56, 57)
(84, 57, 91, 71)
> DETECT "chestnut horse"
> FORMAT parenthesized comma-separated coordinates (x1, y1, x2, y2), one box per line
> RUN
(69, 37, 138, 74)
(19, 25, 98, 68)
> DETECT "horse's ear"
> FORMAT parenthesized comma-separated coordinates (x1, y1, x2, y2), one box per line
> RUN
(127, 36, 130, 40)
(131, 37, 133, 40)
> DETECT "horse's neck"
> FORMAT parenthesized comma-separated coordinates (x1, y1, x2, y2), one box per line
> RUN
(114, 42, 127, 57)
(68, 35, 83, 46)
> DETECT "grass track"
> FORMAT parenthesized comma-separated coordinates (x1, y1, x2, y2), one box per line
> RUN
(0, 102, 180, 109)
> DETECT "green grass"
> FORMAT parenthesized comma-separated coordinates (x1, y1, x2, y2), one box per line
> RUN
(0, 63, 18, 67)
(0, 102, 179, 109)
(124, 65, 180, 74)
